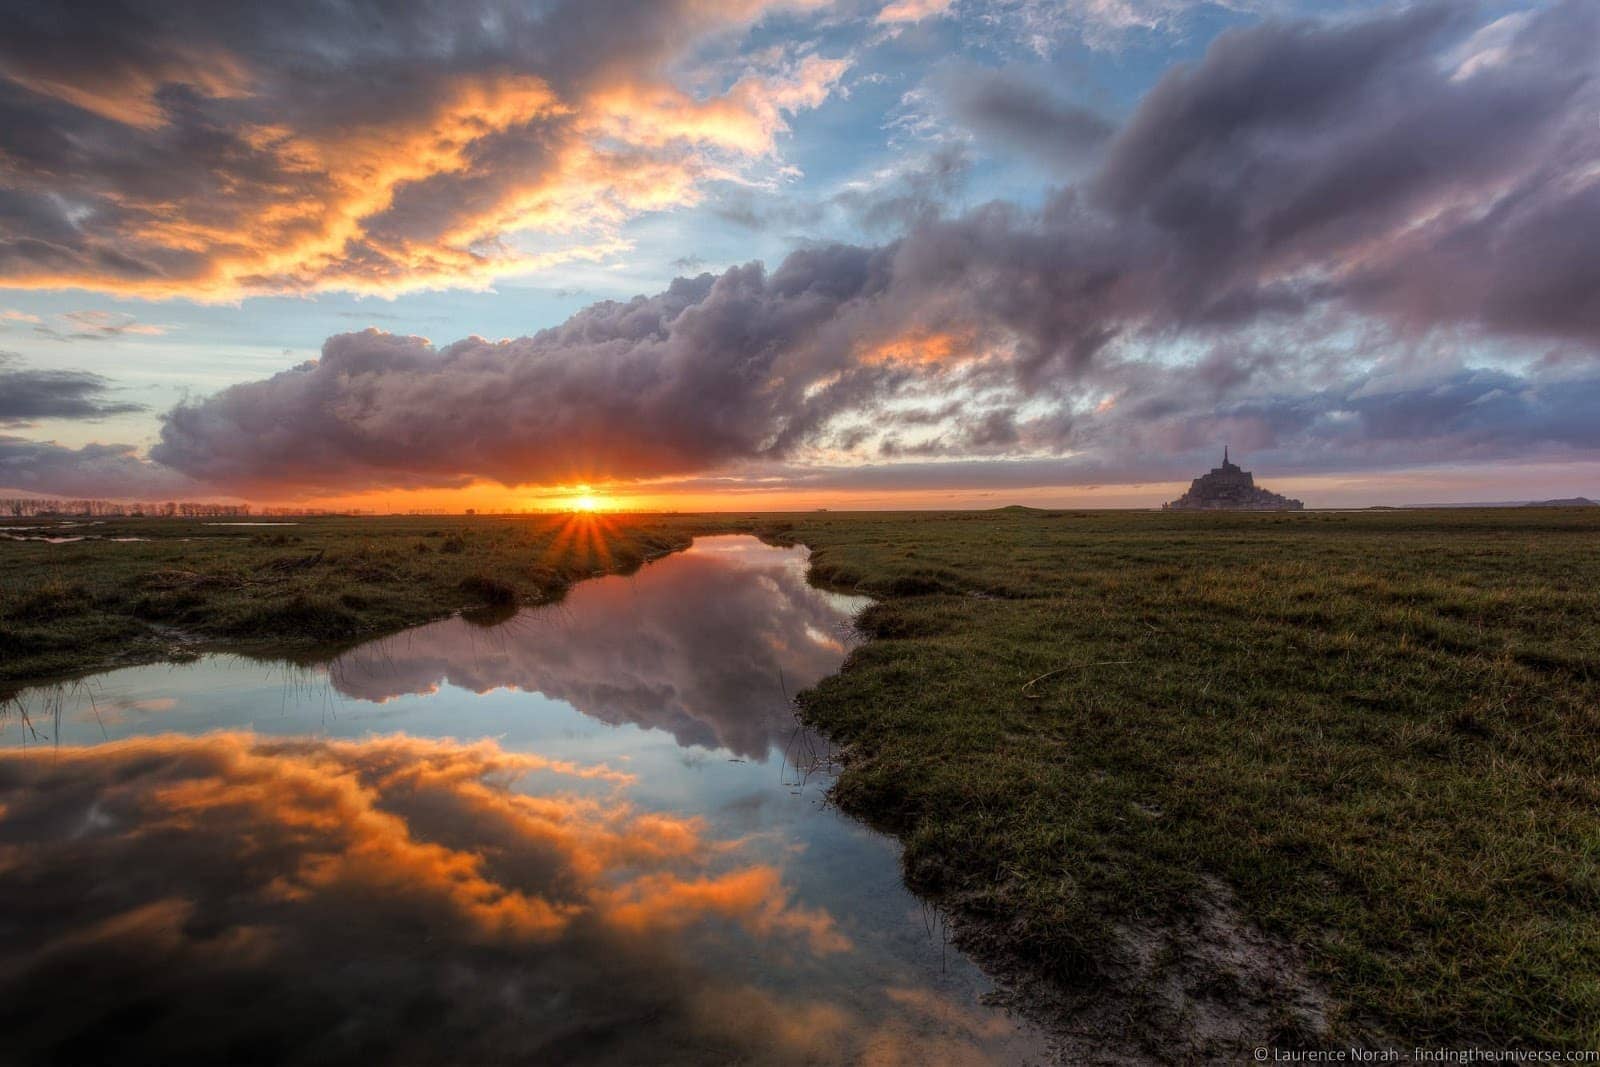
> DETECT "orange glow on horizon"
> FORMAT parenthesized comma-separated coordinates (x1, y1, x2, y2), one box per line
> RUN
(224, 456, 1600, 515)
(248, 480, 1194, 515)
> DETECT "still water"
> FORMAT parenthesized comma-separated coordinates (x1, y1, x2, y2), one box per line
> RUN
(0, 536, 1046, 1065)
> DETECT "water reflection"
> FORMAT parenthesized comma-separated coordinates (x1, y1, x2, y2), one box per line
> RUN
(0, 734, 870, 1064)
(0, 537, 1045, 1065)
(328, 537, 868, 760)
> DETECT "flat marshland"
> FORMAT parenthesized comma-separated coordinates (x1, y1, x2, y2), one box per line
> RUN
(3, 508, 1597, 1056)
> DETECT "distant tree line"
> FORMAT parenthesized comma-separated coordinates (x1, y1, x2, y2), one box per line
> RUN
(2, 498, 253, 518)
(257, 506, 371, 516)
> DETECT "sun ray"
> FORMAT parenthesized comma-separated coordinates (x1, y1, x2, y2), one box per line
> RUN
(537, 513, 585, 570)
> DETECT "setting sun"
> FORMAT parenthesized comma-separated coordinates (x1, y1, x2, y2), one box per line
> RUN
(574, 494, 600, 512)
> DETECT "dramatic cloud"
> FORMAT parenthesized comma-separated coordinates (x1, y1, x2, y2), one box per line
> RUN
(0, 354, 144, 424)
(135, 2, 1595, 495)
(0, 0, 847, 299)
(6, 2, 1597, 500)
(151, 251, 913, 491)
(0, 435, 195, 497)
(1088, 1, 1600, 338)
(785, 363, 1600, 487)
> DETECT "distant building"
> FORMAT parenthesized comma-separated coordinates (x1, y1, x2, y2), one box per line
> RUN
(1164, 448, 1304, 511)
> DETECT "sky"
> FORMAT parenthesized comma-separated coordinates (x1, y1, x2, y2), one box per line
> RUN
(0, 0, 1596, 511)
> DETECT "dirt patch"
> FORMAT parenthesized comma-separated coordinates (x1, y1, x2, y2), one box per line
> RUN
(952, 876, 1331, 1064)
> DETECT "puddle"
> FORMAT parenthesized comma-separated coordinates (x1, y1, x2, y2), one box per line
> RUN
(0, 534, 151, 542)
(0, 534, 89, 542)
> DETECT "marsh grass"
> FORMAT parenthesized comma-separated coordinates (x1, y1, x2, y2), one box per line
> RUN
(0, 513, 701, 685)
(2, 506, 1597, 1051)
(458, 574, 518, 606)
(766, 508, 1600, 1050)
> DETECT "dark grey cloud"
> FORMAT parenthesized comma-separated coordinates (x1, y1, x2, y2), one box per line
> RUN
(931, 64, 1114, 168)
(906, 1, 1600, 363)
(641, 358, 1600, 493)
(152, 253, 912, 491)
(0, 354, 145, 425)
(1069, 362, 1600, 478)
(1088, 0, 1599, 335)
(0, 435, 194, 497)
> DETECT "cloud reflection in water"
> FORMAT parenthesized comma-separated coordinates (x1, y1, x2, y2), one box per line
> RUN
(327, 537, 872, 760)
(0, 731, 1033, 1064)
(0, 539, 1042, 1064)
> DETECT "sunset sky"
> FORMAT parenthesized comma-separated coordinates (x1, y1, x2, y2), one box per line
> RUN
(1, 0, 1595, 510)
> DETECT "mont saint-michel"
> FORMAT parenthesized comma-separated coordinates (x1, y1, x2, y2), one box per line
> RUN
(1164, 449, 1304, 511)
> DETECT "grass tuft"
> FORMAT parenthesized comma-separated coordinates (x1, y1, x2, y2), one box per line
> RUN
(458, 574, 517, 606)
(223, 593, 363, 641)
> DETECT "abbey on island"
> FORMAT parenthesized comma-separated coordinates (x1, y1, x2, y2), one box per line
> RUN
(1164, 449, 1304, 511)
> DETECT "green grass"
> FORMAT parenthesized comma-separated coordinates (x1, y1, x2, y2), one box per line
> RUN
(0, 514, 712, 683)
(768, 508, 1600, 1052)
(4, 507, 1598, 1053)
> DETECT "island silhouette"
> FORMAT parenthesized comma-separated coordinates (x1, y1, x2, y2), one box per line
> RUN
(1164, 448, 1304, 511)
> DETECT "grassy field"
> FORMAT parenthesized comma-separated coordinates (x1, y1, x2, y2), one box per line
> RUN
(4, 507, 1598, 1056)
(0, 514, 714, 686)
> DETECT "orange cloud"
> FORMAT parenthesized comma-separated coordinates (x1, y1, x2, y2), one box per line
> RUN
(877, 0, 957, 25)
(860, 328, 977, 366)
(603, 867, 852, 954)
(0, 3, 849, 300)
